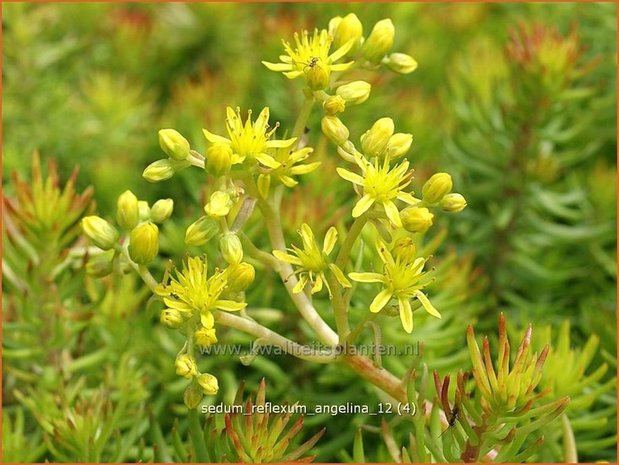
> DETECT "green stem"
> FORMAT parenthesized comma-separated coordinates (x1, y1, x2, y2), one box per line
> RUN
(562, 414, 578, 463)
(335, 214, 369, 270)
(215, 311, 336, 363)
(239, 232, 281, 269)
(116, 243, 159, 292)
(137, 265, 159, 292)
(346, 312, 378, 344)
(292, 94, 314, 142)
(326, 273, 350, 341)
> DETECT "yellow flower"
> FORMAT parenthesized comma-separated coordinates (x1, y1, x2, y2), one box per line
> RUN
(156, 256, 246, 326)
(262, 29, 354, 90)
(337, 155, 418, 227)
(202, 107, 293, 170)
(175, 354, 198, 379)
(260, 139, 321, 190)
(349, 239, 440, 333)
(195, 326, 218, 347)
(272, 223, 351, 296)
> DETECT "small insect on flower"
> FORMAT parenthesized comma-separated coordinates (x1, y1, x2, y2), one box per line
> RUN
(438, 405, 459, 438)
(302, 56, 321, 72)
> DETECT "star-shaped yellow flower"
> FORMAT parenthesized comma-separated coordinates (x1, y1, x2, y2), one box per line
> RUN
(156, 256, 246, 326)
(337, 154, 419, 227)
(257, 140, 321, 194)
(349, 239, 440, 333)
(202, 107, 294, 170)
(263, 29, 354, 90)
(273, 223, 351, 296)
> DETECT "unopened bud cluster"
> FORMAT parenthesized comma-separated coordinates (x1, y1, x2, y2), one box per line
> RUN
(81, 190, 174, 276)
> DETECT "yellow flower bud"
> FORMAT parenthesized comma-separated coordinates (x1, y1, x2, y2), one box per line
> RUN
(143, 159, 175, 183)
(160, 308, 184, 328)
(225, 262, 256, 293)
(195, 326, 218, 347)
(85, 249, 115, 278)
(175, 354, 198, 379)
(440, 193, 467, 213)
(333, 13, 363, 54)
(81, 216, 118, 250)
(422, 173, 453, 204)
(385, 133, 413, 159)
(128, 222, 159, 265)
(116, 190, 139, 231)
(401, 207, 434, 233)
(392, 236, 417, 263)
(306, 61, 330, 91)
(197, 373, 219, 396)
(257, 173, 271, 199)
(185, 216, 218, 246)
(385, 53, 418, 74)
(361, 117, 394, 158)
(151, 199, 174, 224)
(323, 95, 346, 115)
(138, 201, 150, 221)
(362, 19, 395, 63)
(219, 233, 243, 265)
(204, 191, 232, 218)
(328, 16, 342, 36)
(206, 143, 233, 177)
(184, 385, 204, 409)
(321, 116, 349, 146)
(336, 80, 371, 104)
(158, 129, 190, 161)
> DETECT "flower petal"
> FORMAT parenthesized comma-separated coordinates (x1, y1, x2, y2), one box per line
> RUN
(262, 61, 293, 72)
(254, 107, 270, 131)
(311, 274, 323, 294)
(336, 167, 364, 185)
(383, 201, 402, 227)
(202, 129, 231, 145)
(370, 288, 393, 313)
(299, 223, 315, 247)
(330, 62, 354, 72)
(284, 70, 304, 79)
(415, 290, 441, 319)
(200, 311, 215, 329)
(375, 239, 395, 267)
(279, 175, 298, 187)
(329, 263, 351, 288)
(293, 274, 308, 294)
(289, 162, 321, 175)
(323, 226, 338, 255)
(398, 298, 414, 333)
(349, 272, 384, 283)
(216, 300, 247, 312)
(273, 250, 303, 266)
(255, 153, 281, 169)
(397, 192, 421, 206)
(266, 137, 297, 149)
(328, 39, 354, 62)
(164, 298, 192, 311)
(352, 195, 375, 218)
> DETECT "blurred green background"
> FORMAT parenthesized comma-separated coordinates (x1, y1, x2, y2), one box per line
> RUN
(3, 2, 617, 462)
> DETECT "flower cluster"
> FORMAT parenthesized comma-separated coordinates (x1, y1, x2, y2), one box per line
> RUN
(156, 255, 253, 406)
(82, 11, 470, 413)
(260, 14, 467, 335)
(81, 190, 173, 275)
